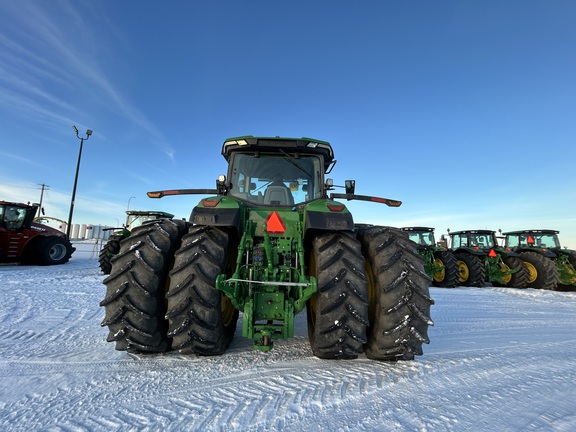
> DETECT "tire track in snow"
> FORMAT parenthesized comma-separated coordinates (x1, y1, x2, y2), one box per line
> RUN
(2, 262, 576, 431)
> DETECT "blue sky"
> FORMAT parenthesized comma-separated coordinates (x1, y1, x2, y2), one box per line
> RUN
(1, 1, 575, 246)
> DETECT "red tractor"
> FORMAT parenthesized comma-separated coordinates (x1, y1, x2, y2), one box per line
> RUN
(0, 201, 75, 265)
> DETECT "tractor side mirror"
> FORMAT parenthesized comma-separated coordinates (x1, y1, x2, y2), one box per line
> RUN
(345, 180, 355, 195)
(216, 175, 227, 195)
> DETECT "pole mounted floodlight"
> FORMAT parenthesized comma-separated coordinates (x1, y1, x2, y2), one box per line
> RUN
(66, 125, 92, 239)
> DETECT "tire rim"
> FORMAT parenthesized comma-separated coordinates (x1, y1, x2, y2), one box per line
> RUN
(457, 260, 469, 283)
(523, 261, 538, 283)
(221, 295, 236, 327)
(49, 243, 67, 261)
(499, 262, 512, 284)
(433, 258, 446, 283)
(563, 263, 576, 284)
(307, 251, 318, 329)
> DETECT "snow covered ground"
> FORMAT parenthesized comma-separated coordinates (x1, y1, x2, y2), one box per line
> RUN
(1, 242, 576, 431)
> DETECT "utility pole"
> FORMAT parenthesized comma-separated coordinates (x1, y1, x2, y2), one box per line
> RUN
(37, 183, 49, 218)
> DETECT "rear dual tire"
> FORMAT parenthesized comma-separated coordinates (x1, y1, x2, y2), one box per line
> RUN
(307, 227, 434, 361)
(358, 226, 434, 360)
(307, 232, 369, 359)
(166, 225, 238, 355)
(100, 219, 187, 352)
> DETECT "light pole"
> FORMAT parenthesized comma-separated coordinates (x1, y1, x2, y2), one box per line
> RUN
(66, 125, 92, 239)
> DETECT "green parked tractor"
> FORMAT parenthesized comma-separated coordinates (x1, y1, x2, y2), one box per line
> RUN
(448, 229, 529, 288)
(100, 136, 434, 361)
(401, 227, 459, 288)
(503, 229, 575, 290)
(98, 210, 174, 274)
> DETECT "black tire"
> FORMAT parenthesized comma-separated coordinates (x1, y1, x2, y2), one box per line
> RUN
(454, 253, 485, 287)
(100, 218, 187, 352)
(34, 236, 75, 265)
(357, 226, 434, 361)
(98, 237, 121, 274)
(166, 225, 239, 355)
(498, 256, 529, 288)
(432, 250, 460, 288)
(306, 231, 369, 359)
(520, 251, 559, 290)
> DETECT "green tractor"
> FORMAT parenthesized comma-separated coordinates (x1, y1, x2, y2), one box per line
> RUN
(100, 136, 434, 361)
(448, 229, 529, 288)
(98, 210, 174, 274)
(503, 229, 575, 290)
(401, 227, 459, 288)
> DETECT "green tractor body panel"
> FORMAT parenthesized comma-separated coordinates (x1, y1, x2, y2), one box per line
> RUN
(168, 136, 391, 350)
(183, 137, 352, 350)
(449, 229, 523, 285)
(102, 135, 433, 360)
(401, 226, 459, 287)
(504, 229, 576, 287)
(215, 209, 318, 351)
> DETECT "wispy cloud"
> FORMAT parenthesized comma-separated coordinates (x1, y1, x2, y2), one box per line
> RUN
(0, 1, 175, 159)
(0, 151, 46, 167)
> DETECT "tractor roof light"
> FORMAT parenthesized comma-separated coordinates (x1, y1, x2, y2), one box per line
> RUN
(224, 139, 249, 146)
(306, 141, 333, 158)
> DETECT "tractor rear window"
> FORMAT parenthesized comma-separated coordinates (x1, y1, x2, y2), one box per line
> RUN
(229, 153, 322, 206)
(407, 232, 435, 246)
(507, 234, 560, 248)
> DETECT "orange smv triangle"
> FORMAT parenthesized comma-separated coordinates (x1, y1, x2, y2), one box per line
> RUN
(266, 211, 286, 234)
(488, 249, 498, 258)
(527, 235, 535, 245)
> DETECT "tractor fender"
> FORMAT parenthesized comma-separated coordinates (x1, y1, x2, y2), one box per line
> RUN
(552, 248, 576, 259)
(452, 248, 486, 257)
(497, 249, 523, 258)
(304, 210, 354, 233)
(515, 247, 557, 258)
(190, 206, 241, 233)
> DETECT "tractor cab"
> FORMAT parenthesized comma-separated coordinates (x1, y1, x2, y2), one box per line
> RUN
(504, 230, 561, 250)
(125, 210, 175, 231)
(222, 136, 334, 207)
(402, 227, 437, 247)
(0, 201, 36, 231)
(449, 230, 496, 251)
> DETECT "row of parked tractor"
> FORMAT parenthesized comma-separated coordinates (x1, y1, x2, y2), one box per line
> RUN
(401, 227, 576, 291)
